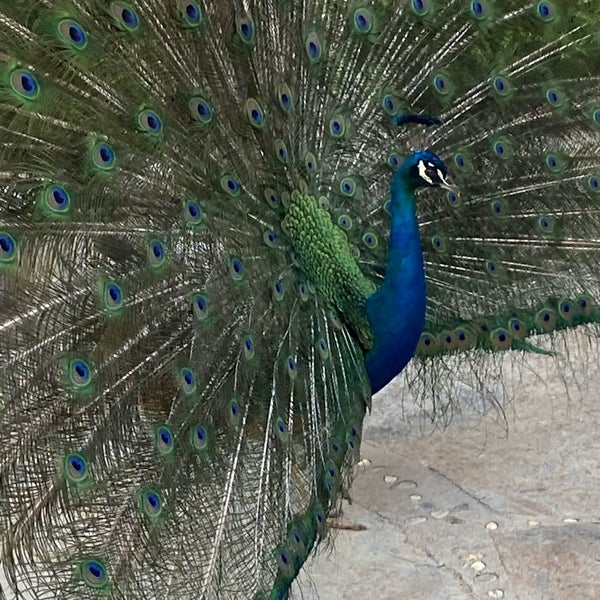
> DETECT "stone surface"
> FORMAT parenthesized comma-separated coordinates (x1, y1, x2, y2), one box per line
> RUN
(298, 348, 600, 599)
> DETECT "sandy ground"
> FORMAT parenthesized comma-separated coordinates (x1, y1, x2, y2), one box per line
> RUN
(299, 341, 600, 600)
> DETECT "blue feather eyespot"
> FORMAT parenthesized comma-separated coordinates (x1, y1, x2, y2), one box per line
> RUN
(287, 356, 297, 379)
(337, 214, 352, 230)
(329, 310, 343, 330)
(304, 152, 317, 176)
(183, 199, 203, 226)
(446, 189, 461, 208)
(178, 1, 202, 27)
(452, 151, 472, 173)
(80, 559, 108, 589)
(353, 8, 373, 34)
(139, 489, 163, 518)
(491, 75, 511, 97)
(537, 215, 554, 234)
(558, 298, 574, 320)
(275, 417, 290, 441)
(91, 141, 116, 171)
(64, 453, 89, 483)
(58, 19, 88, 49)
(272, 280, 285, 302)
(485, 259, 500, 276)
(577, 294, 594, 316)
(277, 83, 294, 112)
(264, 188, 280, 208)
(69, 359, 92, 389)
(492, 138, 513, 160)
(192, 293, 209, 320)
(189, 97, 213, 125)
(587, 175, 600, 193)
(433, 73, 450, 95)
(155, 425, 174, 455)
(305, 32, 323, 63)
(236, 15, 256, 45)
(441, 331, 457, 351)
(242, 335, 255, 360)
(536, 1, 556, 22)
(191, 424, 210, 452)
(329, 115, 346, 139)
(274, 139, 288, 163)
(455, 327, 475, 350)
(263, 230, 278, 247)
(339, 177, 356, 197)
(383, 199, 392, 214)
(318, 196, 329, 210)
(362, 231, 378, 249)
(544, 152, 564, 173)
(593, 109, 600, 126)
(0, 232, 16, 263)
(317, 338, 329, 360)
(179, 367, 196, 394)
(110, 2, 139, 32)
(490, 328, 512, 350)
(137, 109, 162, 135)
(10, 69, 39, 101)
(103, 281, 123, 311)
(470, 0, 490, 20)
(536, 308, 556, 331)
(228, 397, 242, 427)
(388, 152, 401, 169)
(147, 239, 166, 268)
(229, 257, 244, 281)
(221, 174, 241, 198)
(508, 318, 526, 339)
(411, 0, 431, 16)
(430, 234, 447, 253)
(245, 98, 265, 128)
(381, 92, 400, 116)
(545, 87, 566, 108)
(275, 547, 295, 580)
(299, 283, 310, 301)
(490, 199, 507, 216)
(42, 185, 71, 214)
(418, 332, 437, 355)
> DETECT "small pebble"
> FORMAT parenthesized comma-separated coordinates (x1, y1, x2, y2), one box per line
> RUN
(357, 458, 371, 467)
(563, 517, 579, 524)
(410, 494, 422, 501)
(475, 573, 498, 584)
(471, 560, 486, 572)
(383, 475, 398, 484)
(462, 552, 483, 561)
(488, 590, 504, 598)
(485, 521, 498, 531)
(431, 510, 449, 519)
(528, 520, 541, 528)
(405, 516, 427, 526)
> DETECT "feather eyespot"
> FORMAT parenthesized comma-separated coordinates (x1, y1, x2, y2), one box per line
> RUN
(10, 69, 39, 100)
(58, 20, 88, 49)
(110, 2, 139, 31)
(80, 559, 108, 588)
(0, 232, 16, 262)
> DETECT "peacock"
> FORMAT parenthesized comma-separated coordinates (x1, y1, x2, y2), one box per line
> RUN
(1, 0, 600, 598)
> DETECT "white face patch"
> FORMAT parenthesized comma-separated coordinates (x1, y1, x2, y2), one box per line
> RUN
(417, 160, 433, 185)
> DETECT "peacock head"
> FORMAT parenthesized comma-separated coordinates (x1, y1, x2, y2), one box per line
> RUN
(399, 150, 458, 194)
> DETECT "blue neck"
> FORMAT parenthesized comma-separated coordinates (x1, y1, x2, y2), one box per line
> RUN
(364, 170, 427, 393)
